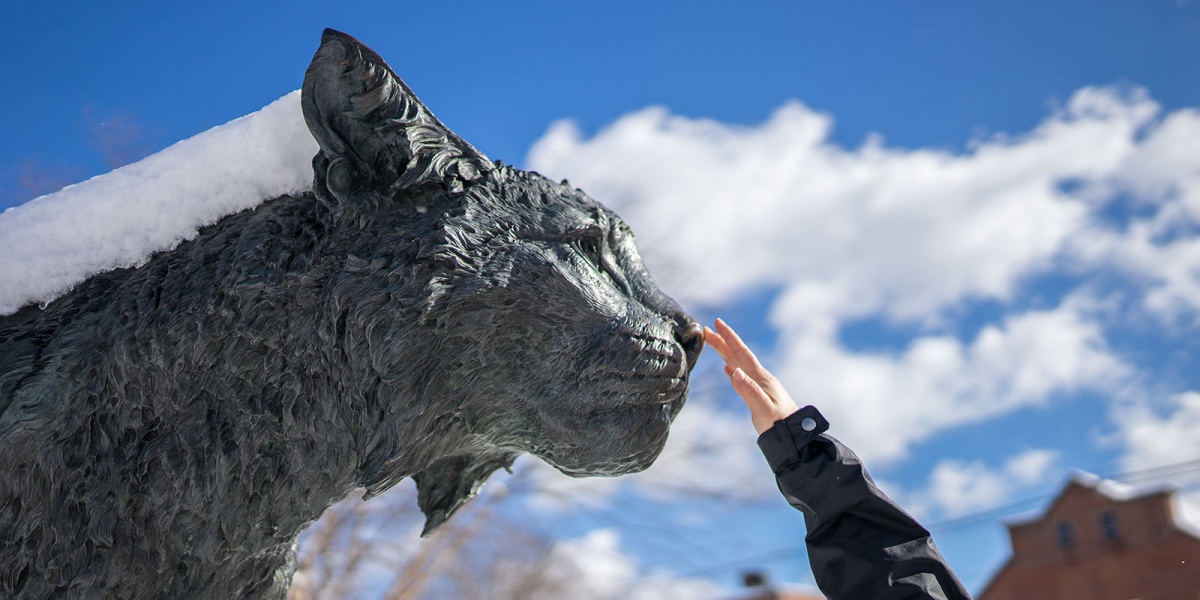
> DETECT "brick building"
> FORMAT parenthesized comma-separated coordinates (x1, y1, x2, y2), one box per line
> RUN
(979, 472, 1200, 600)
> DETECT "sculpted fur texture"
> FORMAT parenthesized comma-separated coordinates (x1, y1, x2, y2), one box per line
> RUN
(0, 29, 702, 599)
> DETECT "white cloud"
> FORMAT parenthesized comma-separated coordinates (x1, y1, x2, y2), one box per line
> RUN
(506, 529, 726, 600)
(1106, 391, 1200, 528)
(1066, 102, 1200, 322)
(1175, 491, 1200, 532)
(1071, 220, 1200, 323)
(1113, 391, 1200, 475)
(774, 297, 1126, 464)
(527, 84, 1200, 464)
(1110, 106, 1200, 225)
(904, 449, 1060, 520)
(527, 85, 1196, 326)
(538, 530, 635, 600)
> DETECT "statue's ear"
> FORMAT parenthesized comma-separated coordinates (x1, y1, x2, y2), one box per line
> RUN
(412, 451, 517, 537)
(301, 29, 492, 201)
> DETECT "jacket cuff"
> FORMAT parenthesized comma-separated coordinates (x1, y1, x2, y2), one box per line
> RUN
(757, 405, 830, 473)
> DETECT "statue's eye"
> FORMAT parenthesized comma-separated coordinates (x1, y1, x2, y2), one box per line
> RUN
(569, 225, 629, 293)
(569, 225, 607, 269)
(571, 228, 631, 294)
(577, 236, 602, 266)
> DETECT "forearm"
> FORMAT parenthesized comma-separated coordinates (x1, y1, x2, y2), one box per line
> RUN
(758, 407, 972, 600)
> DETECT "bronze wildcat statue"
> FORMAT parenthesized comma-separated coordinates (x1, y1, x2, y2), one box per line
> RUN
(0, 29, 702, 599)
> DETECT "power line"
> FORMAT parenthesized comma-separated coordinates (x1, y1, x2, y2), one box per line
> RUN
(1112, 458, 1200, 484)
(927, 494, 1048, 533)
(629, 544, 808, 587)
(925, 456, 1200, 533)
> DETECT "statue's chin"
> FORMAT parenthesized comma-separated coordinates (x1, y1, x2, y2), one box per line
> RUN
(542, 402, 675, 478)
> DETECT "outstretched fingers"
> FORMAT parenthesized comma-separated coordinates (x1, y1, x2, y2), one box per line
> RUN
(711, 319, 781, 394)
(706, 318, 801, 434)
(712, 319, 769, 379)
(703, 325, 732, 362)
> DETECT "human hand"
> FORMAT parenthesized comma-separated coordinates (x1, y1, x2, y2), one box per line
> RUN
(704, 318, 800, 435)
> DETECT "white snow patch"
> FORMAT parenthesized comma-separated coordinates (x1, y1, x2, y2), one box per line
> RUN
(1069, 470, 1175, 502)
(0, 91, 317, 315)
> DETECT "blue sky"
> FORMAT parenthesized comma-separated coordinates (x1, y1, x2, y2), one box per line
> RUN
(6, 1, 1197, 206)
(3, 1, 1200, 597)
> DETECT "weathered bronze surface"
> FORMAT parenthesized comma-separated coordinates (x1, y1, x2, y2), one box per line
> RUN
(0, 29, 701, 598)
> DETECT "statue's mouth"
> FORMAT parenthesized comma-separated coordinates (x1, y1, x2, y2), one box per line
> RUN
(543, 330, 692, 477)
(614, 363, 685, 394)
(579, 368, 688, 421)
(580, 331, 689, 405)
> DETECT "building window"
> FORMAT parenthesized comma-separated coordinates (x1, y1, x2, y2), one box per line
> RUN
(1100, 511, 1120, 540)
(1056, 521, 1075, 548)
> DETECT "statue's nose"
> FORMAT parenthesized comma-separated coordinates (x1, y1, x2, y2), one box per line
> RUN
(675, 320, 705, 369)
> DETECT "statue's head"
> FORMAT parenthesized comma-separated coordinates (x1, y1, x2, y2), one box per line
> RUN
(302, 30, 702, 531)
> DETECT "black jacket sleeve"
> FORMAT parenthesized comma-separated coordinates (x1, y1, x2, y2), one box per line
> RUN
(757, 406, 972, 600)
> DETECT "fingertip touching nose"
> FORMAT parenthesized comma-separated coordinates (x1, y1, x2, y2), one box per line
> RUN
(675, 320, 705, 367)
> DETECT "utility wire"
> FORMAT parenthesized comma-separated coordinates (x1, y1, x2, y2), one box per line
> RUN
(925, 456, 1200, 533)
